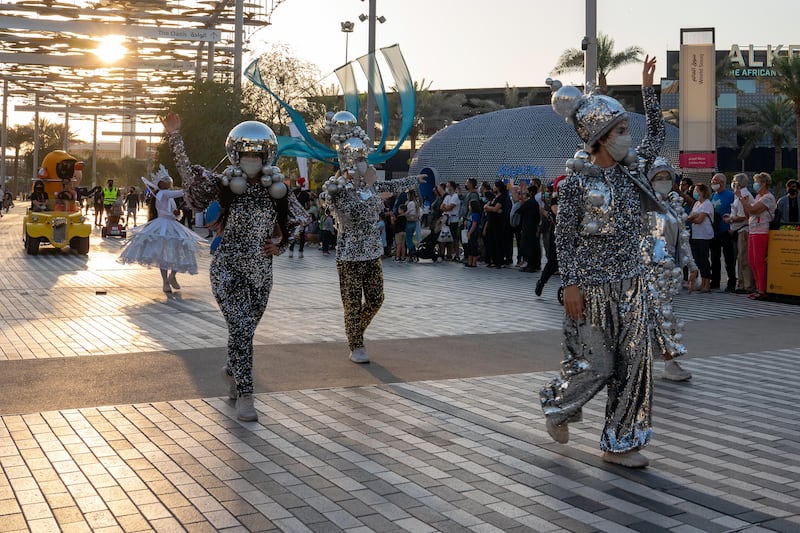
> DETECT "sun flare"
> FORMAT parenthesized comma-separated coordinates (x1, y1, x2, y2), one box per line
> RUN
(94, 35, 127, 64)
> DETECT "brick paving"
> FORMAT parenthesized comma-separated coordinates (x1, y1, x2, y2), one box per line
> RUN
(1, 204, 799, 532)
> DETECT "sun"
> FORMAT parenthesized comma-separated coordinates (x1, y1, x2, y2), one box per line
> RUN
(94, 35, 127, 64)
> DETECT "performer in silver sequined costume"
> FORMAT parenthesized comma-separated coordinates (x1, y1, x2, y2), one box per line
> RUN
(643, 158, 698, 382)
(539, 56, 664, 468)
(322, 112, 424, 364)
(163, 113, 309, 422)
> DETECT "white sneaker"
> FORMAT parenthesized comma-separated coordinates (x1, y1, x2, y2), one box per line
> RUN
(288, 251, 294, 258)
(235, 394, 258, 421)
(545, 417, 569, 444)
(662, 360, 692, 381)
(298, 251, 303, 258)
(349, 347, 370, 364)
(601, 450, 649, 468)
(220, 366, 236, 400)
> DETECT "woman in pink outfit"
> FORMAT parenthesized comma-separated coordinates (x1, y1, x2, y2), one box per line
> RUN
(737, 172, 776, 300)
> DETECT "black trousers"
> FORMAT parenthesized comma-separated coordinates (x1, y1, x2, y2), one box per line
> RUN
(710, 231, 736, 289)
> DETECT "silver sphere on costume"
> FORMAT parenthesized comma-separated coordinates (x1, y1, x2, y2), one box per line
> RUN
(326, 182, 338, 195)
(261, 175, 271, 187)
(585, 221, 599, 234)
(587, 189, 605, 207)
(551, 85, 582, 119)
(269, 182, 287, 199)
(338, 137, 369, 171)
(229, 176, 248, 195)
(225, 121, 278, 165)
(330, 111, 358, 137)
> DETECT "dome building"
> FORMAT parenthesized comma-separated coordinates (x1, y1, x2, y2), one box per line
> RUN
(408, 104, 679, 194)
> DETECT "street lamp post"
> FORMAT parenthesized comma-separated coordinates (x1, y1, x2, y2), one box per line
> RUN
(361, 0, 385, 149)
(340, 21, 354, 64)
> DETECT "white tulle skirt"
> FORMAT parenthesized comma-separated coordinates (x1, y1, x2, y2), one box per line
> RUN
(118, 217, 205, 274)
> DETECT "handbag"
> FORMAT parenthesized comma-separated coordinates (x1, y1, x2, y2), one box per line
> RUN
(437, 223, 453, 243)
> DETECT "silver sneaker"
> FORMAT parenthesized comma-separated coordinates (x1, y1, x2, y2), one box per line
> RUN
(545, 417, 569, 444)
(601, 450, 649, 468)
(220, 366, 236, 400)
(349, 347, 370, 364)
(235, 393, 258, 422)
(662, 360, 692, 381)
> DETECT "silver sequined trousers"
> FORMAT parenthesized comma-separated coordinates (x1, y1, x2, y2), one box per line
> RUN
(540, 277, 653, 453)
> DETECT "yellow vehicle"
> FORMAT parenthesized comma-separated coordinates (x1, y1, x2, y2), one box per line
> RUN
(23, 150, 91, 255)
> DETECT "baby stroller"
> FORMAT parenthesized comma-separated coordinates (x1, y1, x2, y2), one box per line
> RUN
(101, 203, 127, 238)
(410, 230, 439, 263)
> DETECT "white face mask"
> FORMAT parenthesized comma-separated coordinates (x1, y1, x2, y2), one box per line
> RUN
(605, 134, 632, 162)
(711, 183, 720, 192)
(239, 156, 263, 178)
(355, 161, 368, 176)
(652, 180, 672, 196)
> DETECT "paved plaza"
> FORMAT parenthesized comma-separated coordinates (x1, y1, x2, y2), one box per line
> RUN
(1, 204, 800, 532)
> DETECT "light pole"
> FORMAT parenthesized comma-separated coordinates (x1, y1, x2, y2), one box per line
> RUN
(360, 1, 385, 149)
(340, 21, 354, 64)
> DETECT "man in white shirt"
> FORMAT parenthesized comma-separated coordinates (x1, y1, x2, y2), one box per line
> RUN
(440, 180, 461, 260)
(724, 172, 755, 294)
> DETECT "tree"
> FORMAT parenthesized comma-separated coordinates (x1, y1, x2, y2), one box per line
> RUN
(550, 33, 643, 92)
(5, 124, 33, 194)
(401, 79, 467, 160)
(243, 43, 327, 138)
(768, 55, 800, 176)
(737, 98, 796, 170)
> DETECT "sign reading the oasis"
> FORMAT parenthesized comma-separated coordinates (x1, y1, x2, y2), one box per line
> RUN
(728, 44, 800, 77)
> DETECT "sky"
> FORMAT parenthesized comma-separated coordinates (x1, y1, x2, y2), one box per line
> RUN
(10, 0, 799, 142)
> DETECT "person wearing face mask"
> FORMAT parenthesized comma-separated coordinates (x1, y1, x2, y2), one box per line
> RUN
(776, 179, 799, 225)
(643, 159, 697, 382)
(738, 172, 777, 300)
(323, 114, 426, 364)
(686, 183, 714, 293)
(539, 56, 665, 468)
(162, 113, 310, 422)
(724, 173, 756, 294)
(709, 173, 736, 292)
(440, 181, 461, 260)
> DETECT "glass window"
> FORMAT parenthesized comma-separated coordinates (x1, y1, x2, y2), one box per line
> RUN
(718, 93, 736, 109)
(736, 80, 757, 93)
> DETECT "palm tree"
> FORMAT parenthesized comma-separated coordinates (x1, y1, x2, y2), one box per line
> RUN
(550, 33, 643, 93)
(737, 98, 796, 170)
(406, 79, 467, 159)
(6, 124, 34, 194)
(768, 55, 800, 176)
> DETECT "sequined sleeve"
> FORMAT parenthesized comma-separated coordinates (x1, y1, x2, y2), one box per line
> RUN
(635, 86, 665, 164)
(554, 176, 582, 287)
(673, 205, 697, 273)
(286, 191, 312, 238)
(375, 175, 419, 194)
(166, 130, 221, 211)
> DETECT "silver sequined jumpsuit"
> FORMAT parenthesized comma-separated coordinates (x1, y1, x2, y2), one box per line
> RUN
(540, 87, 665, 453)
(168, 132, 309, 395)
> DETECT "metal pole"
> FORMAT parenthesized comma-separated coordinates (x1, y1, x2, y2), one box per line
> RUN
(63, 105, 69, 151)
(92, 114, 98, 188)
(1, 79, 7, 190)
(207, 41, 215, 81)
(233, 0, 244, 100)
(585, 0, 598, 89)
(33, 94, 40, 184)
(365, 0, 376, 148)
(345, 32, 349, 64)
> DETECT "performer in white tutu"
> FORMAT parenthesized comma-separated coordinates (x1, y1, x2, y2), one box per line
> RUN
(118, 166, 204, 293)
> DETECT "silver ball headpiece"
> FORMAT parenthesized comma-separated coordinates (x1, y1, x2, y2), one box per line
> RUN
(548, 79, 628, 146)
(225, 121, 278, 165)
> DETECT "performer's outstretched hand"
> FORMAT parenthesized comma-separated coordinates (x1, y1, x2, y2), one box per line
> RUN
(642, 55, 657, 87)
(162, 112, 181, 133)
